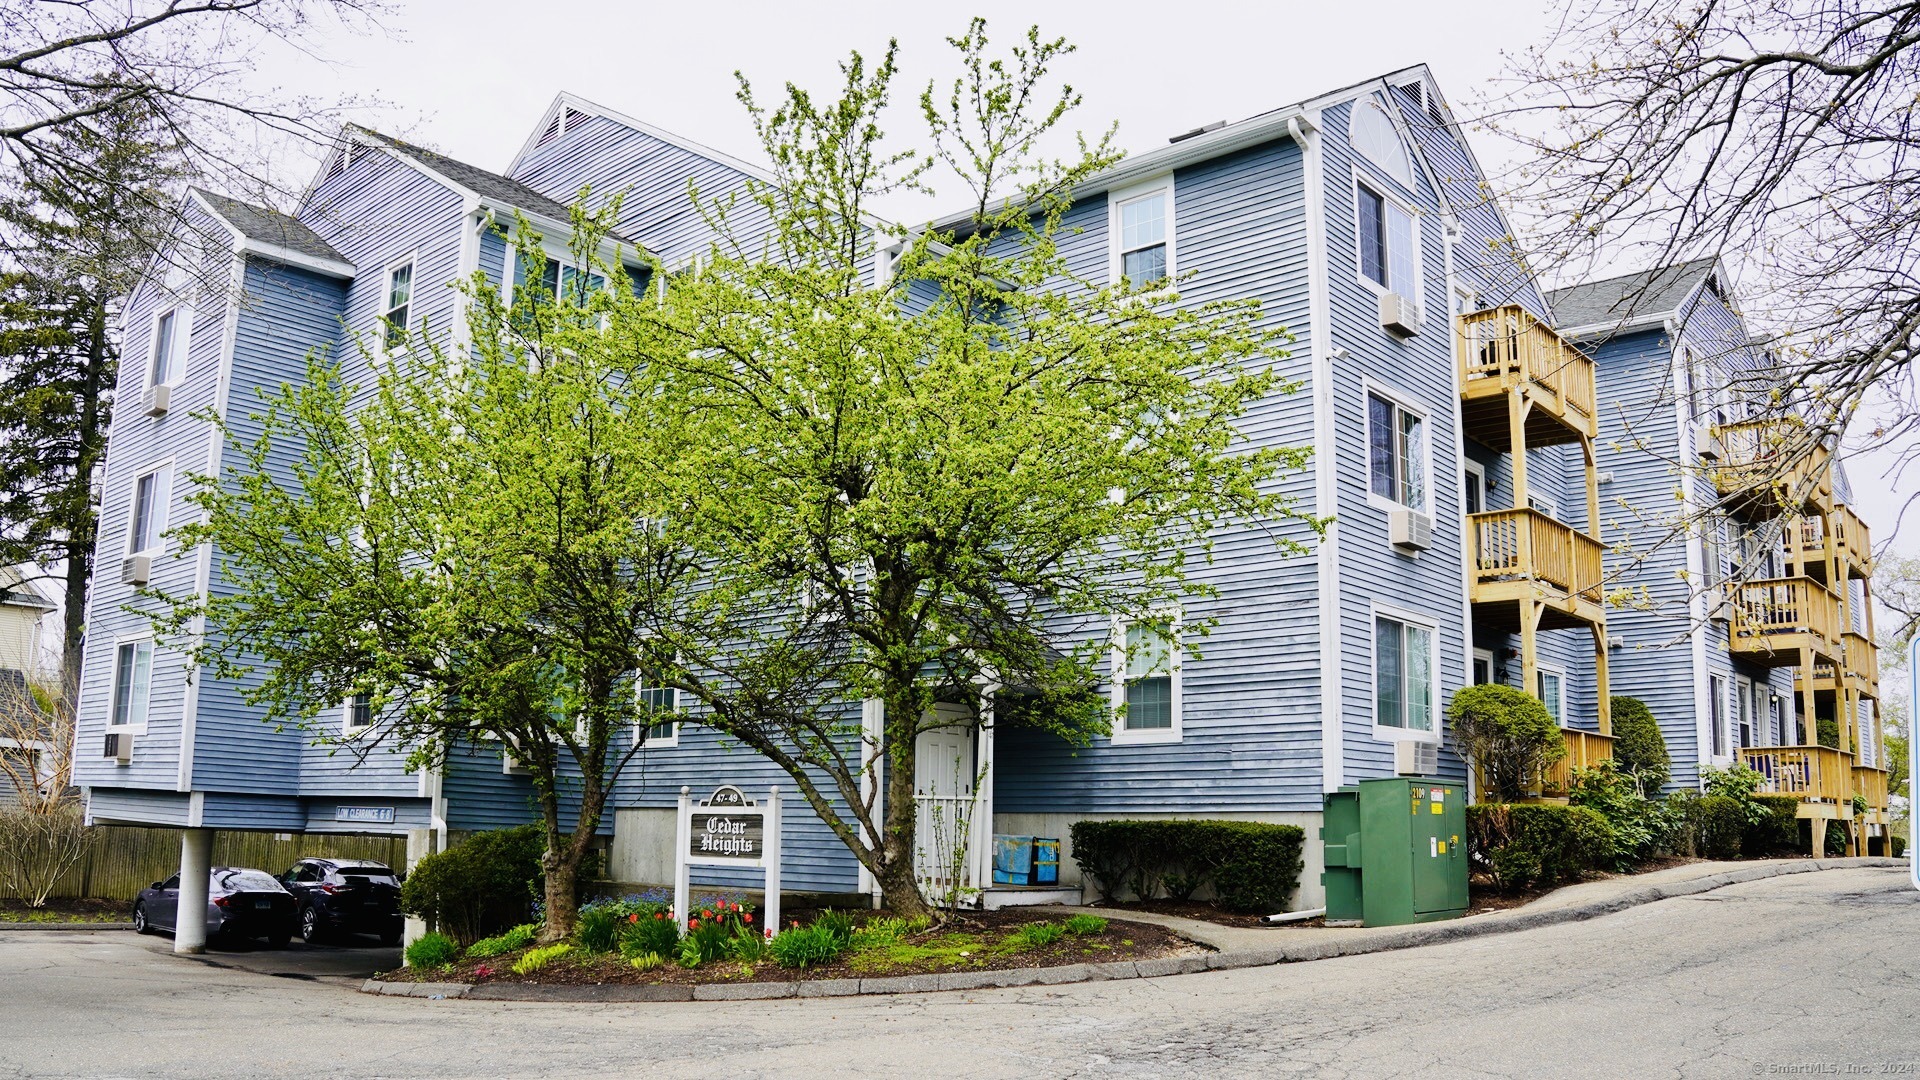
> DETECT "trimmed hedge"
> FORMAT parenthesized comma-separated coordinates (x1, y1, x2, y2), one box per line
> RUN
(1069, 819, 1305, 912)
(1742, 794, 1802, 856)
(1610, 696, 1670, 792)
(398, 825, 544, 944)
(1687, 795, 1746, 859)
(1466, 803, 1615, 891)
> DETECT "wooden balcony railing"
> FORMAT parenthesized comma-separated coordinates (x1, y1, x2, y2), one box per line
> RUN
(1457, 306, 1597, 443)
(1792, 503, 1872, 577)
(1475, 727, 1615, 799)
(1853, 765, 1890, 815)
(1727, 576, 1842, 664)
(1845, 631, 1879, 695)
(1711, 417, 1834, 514)
(1740, 745, 1852, 805)
(1469, 509, 1605, 606)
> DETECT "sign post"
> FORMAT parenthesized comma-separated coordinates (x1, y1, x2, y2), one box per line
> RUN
(1909, 637, 1918, 892)
(675, 784, 782, 935)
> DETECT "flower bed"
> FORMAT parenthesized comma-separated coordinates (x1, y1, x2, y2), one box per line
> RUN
(380, 895, 1196, 987)
(0, 897, 129, 924)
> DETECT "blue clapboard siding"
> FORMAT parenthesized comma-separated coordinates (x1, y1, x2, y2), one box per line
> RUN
(73, 200, 240, 797)
(87, 787, 193, 827)
(1319, 95, 1472, 786)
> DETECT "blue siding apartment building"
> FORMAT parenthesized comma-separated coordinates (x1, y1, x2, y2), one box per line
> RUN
(72, 66, 1890, 920)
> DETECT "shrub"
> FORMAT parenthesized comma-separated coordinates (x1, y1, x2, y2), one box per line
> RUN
(1610, 697, 1670, 793)
(1064, 914, 1107, 936)
(511, 943, 572, 975)
(405, 931, 460, 969)
(768, 923, 846, 969)
(1068, 819, 1305, 912)
(1568, 761, 1684, 870)
(1466, 803, 1616, 891)
(1448, 684, 1565, 801)
(1004, 921, 1068, 951)
(465, 923, 538, 959)
(1825, 821, 1849, 856)
(573, 905, 627, 954)
(1892, 836, 1907, 858)
(398, 825, 544, 944)
(618, 912, 681, 960)
(1743, 795, 1802, 856)
(1687, 795, 1746, 859)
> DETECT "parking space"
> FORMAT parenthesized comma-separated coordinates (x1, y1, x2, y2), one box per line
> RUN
(132, 930, 401, 981)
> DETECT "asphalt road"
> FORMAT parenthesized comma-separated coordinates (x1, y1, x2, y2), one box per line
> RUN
(2, 865, 1915, 1079)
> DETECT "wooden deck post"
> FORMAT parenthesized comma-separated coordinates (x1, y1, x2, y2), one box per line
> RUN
(1582, 438, 1601, 540)
(1593, 623, 1612, 736)
(1508, 392, 1530, 511)
(1520, 602, 1541, 706)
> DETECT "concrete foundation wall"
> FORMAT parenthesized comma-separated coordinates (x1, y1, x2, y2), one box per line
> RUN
(610, 808, 677, 885)
(993, 810, 1327, 911)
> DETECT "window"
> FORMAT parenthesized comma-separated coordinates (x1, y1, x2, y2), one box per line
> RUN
(345, 693, 374, 734)
(1349, 93, 1414, 185)
(1463, 462, 1485, 516)
(110, 640, 153, 730)
(149, 308, 186, 387)
(1111, 618, 1180, 743)
(1471, 648, 1494, 686)
(128, 467, 170, 555)
(1355, 182, 1416, 295)
(383, 260, 413, 352)
(1528, 493, 1560, 520)
(1373, 612, 1434, 736)
(1367, 390, 1427, 510)
(1708, 674, 1728, 756)
(1109, 179, 1173, 286)
(637, 677, 677, 747)
(1536, 665, 1565, 725)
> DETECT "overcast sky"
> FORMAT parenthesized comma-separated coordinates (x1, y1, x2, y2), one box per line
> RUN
(255, 0, 1912, 552)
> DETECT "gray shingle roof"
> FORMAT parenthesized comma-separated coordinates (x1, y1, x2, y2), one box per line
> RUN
(1547, 257, 1718, 331)
(351, 128, 580, 224)
(192, 188, 350, 265)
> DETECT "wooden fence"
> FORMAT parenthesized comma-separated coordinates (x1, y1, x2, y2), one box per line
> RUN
(23, 827, 408, 902)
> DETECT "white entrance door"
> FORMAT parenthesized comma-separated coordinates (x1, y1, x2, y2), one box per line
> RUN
(913, 703, 985, 905)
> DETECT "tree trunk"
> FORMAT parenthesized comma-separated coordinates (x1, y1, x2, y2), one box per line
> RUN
(874, 681, 934, 919)
(539, 844, 579, 944)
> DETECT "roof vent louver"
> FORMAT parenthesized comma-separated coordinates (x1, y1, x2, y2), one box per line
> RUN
(1168, 121, 1225, 144)
(537, 112, 564, 148)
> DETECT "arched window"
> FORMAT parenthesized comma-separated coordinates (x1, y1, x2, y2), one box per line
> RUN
(1349, 94, 1413, 187)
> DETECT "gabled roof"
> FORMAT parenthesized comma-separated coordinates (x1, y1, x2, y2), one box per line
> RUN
(190, 188, 350, 265)
(0, 566, 55, 611)
(507, 92, 775, 185)
(1547, 257, 1719, 334)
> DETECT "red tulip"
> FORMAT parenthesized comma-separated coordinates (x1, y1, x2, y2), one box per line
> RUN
(743, 913, 753, 924)
(703, 909, 713, 919)
(628, 913, 639, 923)
(689, 919, 700, 930)
(654, 912, 664, 920)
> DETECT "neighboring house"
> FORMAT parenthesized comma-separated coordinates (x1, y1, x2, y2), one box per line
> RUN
(1551, 262, 1889, 853)
(0, 565, 56, 676)
(71, 64, 1885, 916)
(0, 569, 58, 810)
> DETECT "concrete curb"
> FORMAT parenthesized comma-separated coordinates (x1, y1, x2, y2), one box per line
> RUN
(356, 858, 1901, 1003)
(0, 922, 133, 931)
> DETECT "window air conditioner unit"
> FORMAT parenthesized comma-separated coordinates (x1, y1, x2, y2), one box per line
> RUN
(120, 554, 151, 586)
(1378, 290, 1421, 337)
(1389, 508, 1433, 551)
(1707, 590, 1734, 622)
(142, 384, 171, 418)
(1394, 739, 1438, 777)
(1693, 421, 1724, 462)
(103, 731, 133, 764)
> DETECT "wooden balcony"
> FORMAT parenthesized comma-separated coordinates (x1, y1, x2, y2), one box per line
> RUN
(1475, 727, 1615, 800)
(1468, 509, 1606, 631)
(1790, 503, 1872, 582)
(1802, 631, 1879, 700)
(1709, 418, 1834, 518)
(1853, 765, 1890, 823)
(1457, 306, 1597, 450)
(1739, 745, 1852, 810)
(1725, 576, 1841, 667)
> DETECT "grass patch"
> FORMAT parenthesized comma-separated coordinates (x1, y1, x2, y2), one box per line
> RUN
(1003, 921, 1068, 951)
(848, 931, 991, 973)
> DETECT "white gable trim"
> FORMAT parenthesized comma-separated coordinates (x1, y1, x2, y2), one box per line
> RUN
(508, 91, 776, 184)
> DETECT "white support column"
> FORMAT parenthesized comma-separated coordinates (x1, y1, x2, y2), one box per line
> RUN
(763, 786, 781, 936)
(174, 828, 214, 955)
(401, 827, 435, 956)
(672, 786, 691, 929)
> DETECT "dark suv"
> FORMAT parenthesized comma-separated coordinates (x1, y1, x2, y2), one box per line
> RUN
(279, 859, 404, 946)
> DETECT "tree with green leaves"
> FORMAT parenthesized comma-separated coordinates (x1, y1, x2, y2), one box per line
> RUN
(158, 211, 692, 940)
(0, 98, 186, 693)
(627, 23, 1317, 918)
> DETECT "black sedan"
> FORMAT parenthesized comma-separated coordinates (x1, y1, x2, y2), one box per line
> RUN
(279, 858, 404, 946)
(133, 867, 297, 947)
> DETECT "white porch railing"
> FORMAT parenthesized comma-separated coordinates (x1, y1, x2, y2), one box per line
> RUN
(913, 790, 991, 908)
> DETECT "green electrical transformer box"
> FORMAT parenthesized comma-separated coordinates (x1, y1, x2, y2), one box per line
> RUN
(1322, 776, 1469, 927)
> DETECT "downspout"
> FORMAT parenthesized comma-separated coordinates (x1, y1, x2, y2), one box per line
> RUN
(1289, 113, 1344, 796)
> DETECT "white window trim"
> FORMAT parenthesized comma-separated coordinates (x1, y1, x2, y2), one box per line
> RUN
(636, 681, 680, 748)
(146, 306, 189, 390)
(1348, 93, 1417, 190)
(1349, 170, 1423, 301)
(1370, 602, 1441, 744)
(1471, 646, 1495, 685)
(1534, 661, 1567, 726)
(1107, 174, 1176, 287)
(1362, 378, 1433, 515)
(1462, 459, 1487, 517)
(126, 459, 174, 558)
(1109, 613, 1183, 745)
(341, 693, 376, 739)
(1707, 673, 1731, 761)
(107, 632, 155, 735)
(381, 253, 417, 357)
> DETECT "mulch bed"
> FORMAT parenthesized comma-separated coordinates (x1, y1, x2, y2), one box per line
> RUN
(0, 897, 128, 923)
(380, 908, 1196, 986)
(1083, 898, 1276, 929)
